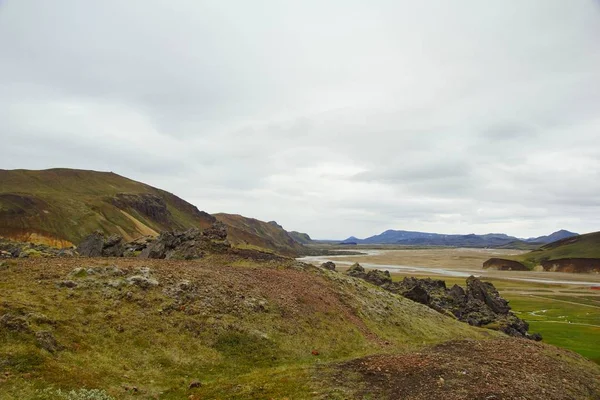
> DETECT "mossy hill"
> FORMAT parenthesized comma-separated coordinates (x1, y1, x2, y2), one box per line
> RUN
(1, 256, 599, 399)
(0, 169, 306, 256)
(213, 214, 306, 256)
(484, 231, 600, 272)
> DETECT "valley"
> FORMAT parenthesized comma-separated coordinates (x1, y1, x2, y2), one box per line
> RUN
(2, 168, 600, 399)
(299, 248, 600, 364)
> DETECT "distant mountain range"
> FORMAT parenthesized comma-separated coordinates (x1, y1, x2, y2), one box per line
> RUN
(341, 229, 578, 248)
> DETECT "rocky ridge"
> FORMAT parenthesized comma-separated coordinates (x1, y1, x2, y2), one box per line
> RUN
(339, 262, 540, 340)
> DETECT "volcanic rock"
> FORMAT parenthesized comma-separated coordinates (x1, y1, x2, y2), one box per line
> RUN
(320, 261, 336, 271)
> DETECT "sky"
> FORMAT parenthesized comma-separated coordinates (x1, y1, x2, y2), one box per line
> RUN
(1, 1, 600, 240)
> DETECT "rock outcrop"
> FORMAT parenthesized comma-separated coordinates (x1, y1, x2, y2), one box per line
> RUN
(346, 263, 392, 286)
(0, 238, 69, 258)
(320, 261, 336, 271)
(541, 258, 600, 273)
(345, 263, 540, 340)
(139, 223, 230, 260)
(77, 231, 125, 257)
(111, 193, 172, 224)
(483, 258, 528, 271)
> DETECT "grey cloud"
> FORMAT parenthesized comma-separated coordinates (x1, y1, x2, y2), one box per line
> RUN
(1, 0, 600, 239)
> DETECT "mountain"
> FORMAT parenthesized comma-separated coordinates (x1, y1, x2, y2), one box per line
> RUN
(213, 214, 305, 256)
(0, 168, 306, 256)
(343, 229, 579, 248)
(3, 256, 599, 398)
(288, 230, 313, 244)
(484, 231, 600, 272)
(524, 229, 578, 244)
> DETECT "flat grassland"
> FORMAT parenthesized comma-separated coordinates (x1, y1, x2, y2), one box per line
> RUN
(301, 248, 600, 364)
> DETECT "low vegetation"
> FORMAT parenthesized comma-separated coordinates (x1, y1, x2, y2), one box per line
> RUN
(514, 231, 600, 269)
(2, 257, 598, 399)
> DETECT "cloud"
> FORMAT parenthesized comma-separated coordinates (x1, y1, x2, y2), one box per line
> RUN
(1, 0, 600, 239)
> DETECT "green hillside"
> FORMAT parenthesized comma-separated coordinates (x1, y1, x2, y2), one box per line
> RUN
(214, 213, 305, 256)
(515, 231, 600, 268)
(0, 169, 216, 247)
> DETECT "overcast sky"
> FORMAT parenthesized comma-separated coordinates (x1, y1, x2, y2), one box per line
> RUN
(1, 1, 600, 239)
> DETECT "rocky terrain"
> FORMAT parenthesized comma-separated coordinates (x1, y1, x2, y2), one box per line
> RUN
(343, 262, 540, 339)
(213, 213, 306, 256)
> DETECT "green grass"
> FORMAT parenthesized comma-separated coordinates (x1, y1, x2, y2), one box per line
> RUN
(0, 258, 491, 399)
(389, 271, 600, 364)
(496, 294, 600, 363)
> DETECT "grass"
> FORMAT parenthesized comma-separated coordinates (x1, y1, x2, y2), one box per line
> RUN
(389, 271, 600, 364)
(505, 295, 600, 363)
(511, 231, 600, 268)
(0, 257, 490, 399)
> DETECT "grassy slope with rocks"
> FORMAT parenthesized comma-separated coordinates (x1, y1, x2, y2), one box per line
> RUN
(0, 169, 307, 256)
(1, 257, 599, 399)
(508, 231, 600, 270)
(213, 213, 305, 256)
(0, 169, 216, 247)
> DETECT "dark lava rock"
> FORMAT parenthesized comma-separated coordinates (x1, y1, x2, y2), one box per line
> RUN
(402, 285, 430, 304)
(111, 193, 171, 224)
(102, 234, 125, 257)
(139, 224, 230, 260)
(320, 261, 336, 271)
(35, 331, 62, 353)
(346, 263, 365, 277)
(364, 269, 392, 286)
(77, 232, 126, 257)
(466, 276, 509, 314)
(76, 231, 105, 257)
(202, 221, 228, 241)
(347, 271, 540, 340)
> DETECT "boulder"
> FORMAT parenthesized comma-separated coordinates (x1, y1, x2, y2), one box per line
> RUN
(402, 285, 430, 305)
(364, 269, 392, 286)
(346, 263, 365, 277)
(466, 276, 510, 314)
(127, 275, 159, 289)
(202, 221, 228, 241)
(102, 234, 125, 257)
(320, 261, 336, 271)
(139, 225, 230, 260)
(76, 231, 105, 257)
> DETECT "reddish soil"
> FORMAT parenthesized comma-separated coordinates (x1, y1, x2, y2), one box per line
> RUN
(332, 338, 600, 399)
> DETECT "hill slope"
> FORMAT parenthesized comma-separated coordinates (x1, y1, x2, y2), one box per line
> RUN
(517, 230, 600, 268)
(484, 231, 600, 272)
(0, 169, 216, 247)
(213, 214, 305, 256)
(0, 169, 308, 256)
(2, 256, 598, 399)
